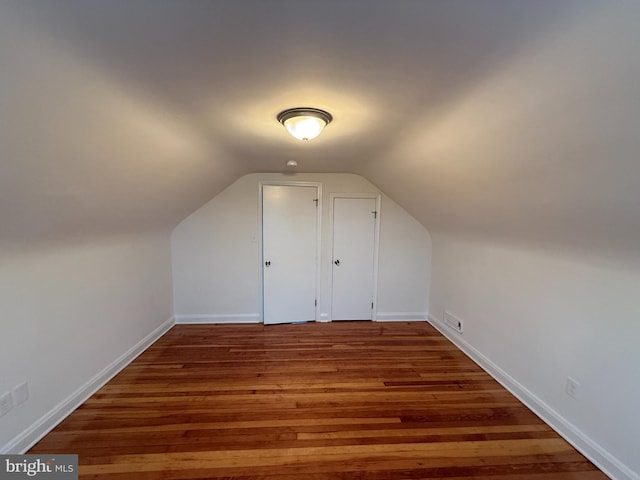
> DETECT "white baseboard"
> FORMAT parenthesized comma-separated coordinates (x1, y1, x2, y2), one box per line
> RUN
(175, 313, 261, 324)
(427, 314, 638, 480)
(318, 313, 330, 322)
(1, 316, 175, 454)
(375, 312, 428, 321)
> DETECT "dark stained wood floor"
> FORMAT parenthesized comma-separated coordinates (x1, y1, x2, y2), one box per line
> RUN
(30, 322, 608, 479)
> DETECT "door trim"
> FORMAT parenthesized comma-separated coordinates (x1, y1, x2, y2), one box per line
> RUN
(328, 193, 381, 322)
(259, 181, 322, 324)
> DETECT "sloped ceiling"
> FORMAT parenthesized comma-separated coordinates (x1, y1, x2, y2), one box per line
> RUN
(2, 0, 638, 256)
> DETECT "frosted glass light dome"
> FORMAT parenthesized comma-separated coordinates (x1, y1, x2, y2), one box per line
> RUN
(277, 108, 333, 141)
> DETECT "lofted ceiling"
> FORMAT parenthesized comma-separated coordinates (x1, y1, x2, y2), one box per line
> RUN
(1, 0, 639, 257)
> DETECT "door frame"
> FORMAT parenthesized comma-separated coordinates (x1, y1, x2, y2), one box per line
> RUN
(259, 181, 322, 324)
(328, 193, 381, 322)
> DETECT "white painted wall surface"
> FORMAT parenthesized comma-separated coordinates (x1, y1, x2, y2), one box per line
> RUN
(0, 234, 173, 453)
(376, 198, 433, 321)
(362, 1, 640, 255)
(172, 173, 431, 322)
(0, 5, 243, 252)
(360, 4, 640, 478)
(429, 234, 640, 480)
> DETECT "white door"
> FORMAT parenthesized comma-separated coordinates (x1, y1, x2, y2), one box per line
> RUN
(332, 197, 377, 320)
(262, 185, 318, 325)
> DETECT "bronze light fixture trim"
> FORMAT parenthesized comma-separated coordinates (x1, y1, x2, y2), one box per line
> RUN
(277, 107, 333, 141)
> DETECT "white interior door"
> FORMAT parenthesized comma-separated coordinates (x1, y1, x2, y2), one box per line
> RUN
(332, 197, 377, 320)
(263, 185, 318, 325)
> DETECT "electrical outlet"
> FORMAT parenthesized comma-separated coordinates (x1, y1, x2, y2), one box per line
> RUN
(12, 382, 29, 406)
(0, 391, 13, 417)
(566, 377, 580, 399)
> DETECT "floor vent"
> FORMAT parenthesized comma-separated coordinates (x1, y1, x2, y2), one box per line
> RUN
(444, 311, 463, 334)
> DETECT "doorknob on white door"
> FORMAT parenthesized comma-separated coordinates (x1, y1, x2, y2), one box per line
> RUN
(265, 261, 271, 267)
(334, 259, 340, 266)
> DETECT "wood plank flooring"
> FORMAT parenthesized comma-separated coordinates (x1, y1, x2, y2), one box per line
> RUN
(30, 322, 608, 479)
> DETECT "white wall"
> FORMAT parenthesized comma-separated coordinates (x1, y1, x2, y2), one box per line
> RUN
(172, 173, 431, 322)
(0, 233, 174, 453)
(358, 4, 640, 479)
(376, 197, 432, 320)
(0, 7, 190, 453)
(429, 234, 640, 480)
(0, 3, 242, 252)
(362, 1, 640, 255)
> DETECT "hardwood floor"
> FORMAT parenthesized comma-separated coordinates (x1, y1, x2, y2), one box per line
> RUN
(30, 322, 608, 479)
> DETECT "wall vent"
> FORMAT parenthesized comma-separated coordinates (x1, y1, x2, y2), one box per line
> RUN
(444, 310, 463, 334)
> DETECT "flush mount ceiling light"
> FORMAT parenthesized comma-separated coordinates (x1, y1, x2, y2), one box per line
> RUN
(277, 107, 333, 141)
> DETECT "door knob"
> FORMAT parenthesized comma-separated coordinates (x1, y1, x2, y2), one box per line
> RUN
(265, 261, 271, 267)
(334, 259, 340, 265)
